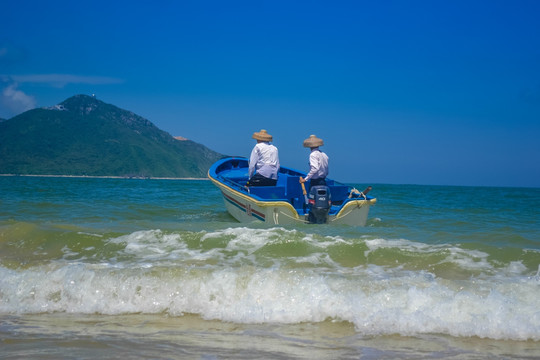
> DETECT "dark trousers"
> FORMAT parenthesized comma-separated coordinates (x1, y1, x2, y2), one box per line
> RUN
(248, 173, 277, 186)
(309, 178, 326, 188)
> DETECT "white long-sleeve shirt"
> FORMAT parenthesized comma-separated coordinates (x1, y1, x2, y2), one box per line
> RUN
(248, 142, 280, 179)
(305, 148, 329, 181)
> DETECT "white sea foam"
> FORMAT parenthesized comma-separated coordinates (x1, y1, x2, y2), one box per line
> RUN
(1, 260, 539, 341)
(1, 228, 539, 341)
(364, 237, 497, 272)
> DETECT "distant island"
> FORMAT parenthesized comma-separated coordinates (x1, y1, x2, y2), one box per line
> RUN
(0, 95, 225, 178)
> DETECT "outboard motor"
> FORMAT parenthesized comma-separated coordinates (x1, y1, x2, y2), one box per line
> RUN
(307, 185, 332, 224)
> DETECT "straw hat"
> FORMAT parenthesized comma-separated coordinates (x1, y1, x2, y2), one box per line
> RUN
(303, 134, 324, 148)
(252, 129, 273, 142)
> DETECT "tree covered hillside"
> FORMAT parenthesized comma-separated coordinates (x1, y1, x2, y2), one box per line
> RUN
(0, 95, 224, 178)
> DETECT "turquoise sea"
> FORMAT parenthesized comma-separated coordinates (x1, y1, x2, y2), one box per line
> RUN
(1, 176, 539, 359)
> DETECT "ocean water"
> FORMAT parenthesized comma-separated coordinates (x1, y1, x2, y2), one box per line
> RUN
(0, 176, 539, 359)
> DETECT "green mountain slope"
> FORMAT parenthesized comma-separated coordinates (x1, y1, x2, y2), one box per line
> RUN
(0, 95, 224, 177)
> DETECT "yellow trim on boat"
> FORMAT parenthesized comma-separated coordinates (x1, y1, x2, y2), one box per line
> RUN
(335, 198, 377, 218)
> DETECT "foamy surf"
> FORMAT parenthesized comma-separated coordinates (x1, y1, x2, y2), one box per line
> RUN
(1, 227, 539, 341)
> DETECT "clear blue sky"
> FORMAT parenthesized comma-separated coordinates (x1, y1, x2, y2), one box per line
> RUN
(2, 0, 539, 187)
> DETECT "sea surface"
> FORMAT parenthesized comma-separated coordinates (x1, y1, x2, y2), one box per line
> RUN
(1, 176, 539, 359)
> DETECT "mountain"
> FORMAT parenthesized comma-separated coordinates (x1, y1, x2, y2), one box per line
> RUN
(0, 95, 224, 178)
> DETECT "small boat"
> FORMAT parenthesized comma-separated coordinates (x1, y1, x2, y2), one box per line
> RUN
(208, 157, 376, 225)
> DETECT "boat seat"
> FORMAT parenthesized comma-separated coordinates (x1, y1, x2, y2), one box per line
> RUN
(285, 176, 305, 199)
(283, 176, 307, 209)
(276, 175, 288, 187)
(329, 185, 350, 201)
(249, 186, 286, 200)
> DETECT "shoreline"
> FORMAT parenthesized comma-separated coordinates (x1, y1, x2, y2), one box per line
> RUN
(0, 174, 209, 180)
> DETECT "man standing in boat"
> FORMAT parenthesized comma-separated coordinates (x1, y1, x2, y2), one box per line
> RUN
(248, 129, 280, 186)
(299, 134, 329, 188)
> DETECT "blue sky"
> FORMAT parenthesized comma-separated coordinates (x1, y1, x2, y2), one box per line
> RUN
(1, 0, 539, 187)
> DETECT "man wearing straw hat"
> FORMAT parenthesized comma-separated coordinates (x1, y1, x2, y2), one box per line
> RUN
(299, 134, 329, 188)
(248, 129, 280, 186)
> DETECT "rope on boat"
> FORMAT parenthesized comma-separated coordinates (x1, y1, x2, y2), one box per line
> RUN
(330, 199, 367, 222)
(349, 188, 367, 199)
(330, 209, 353, 222)
(278, 210, 309, 224)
